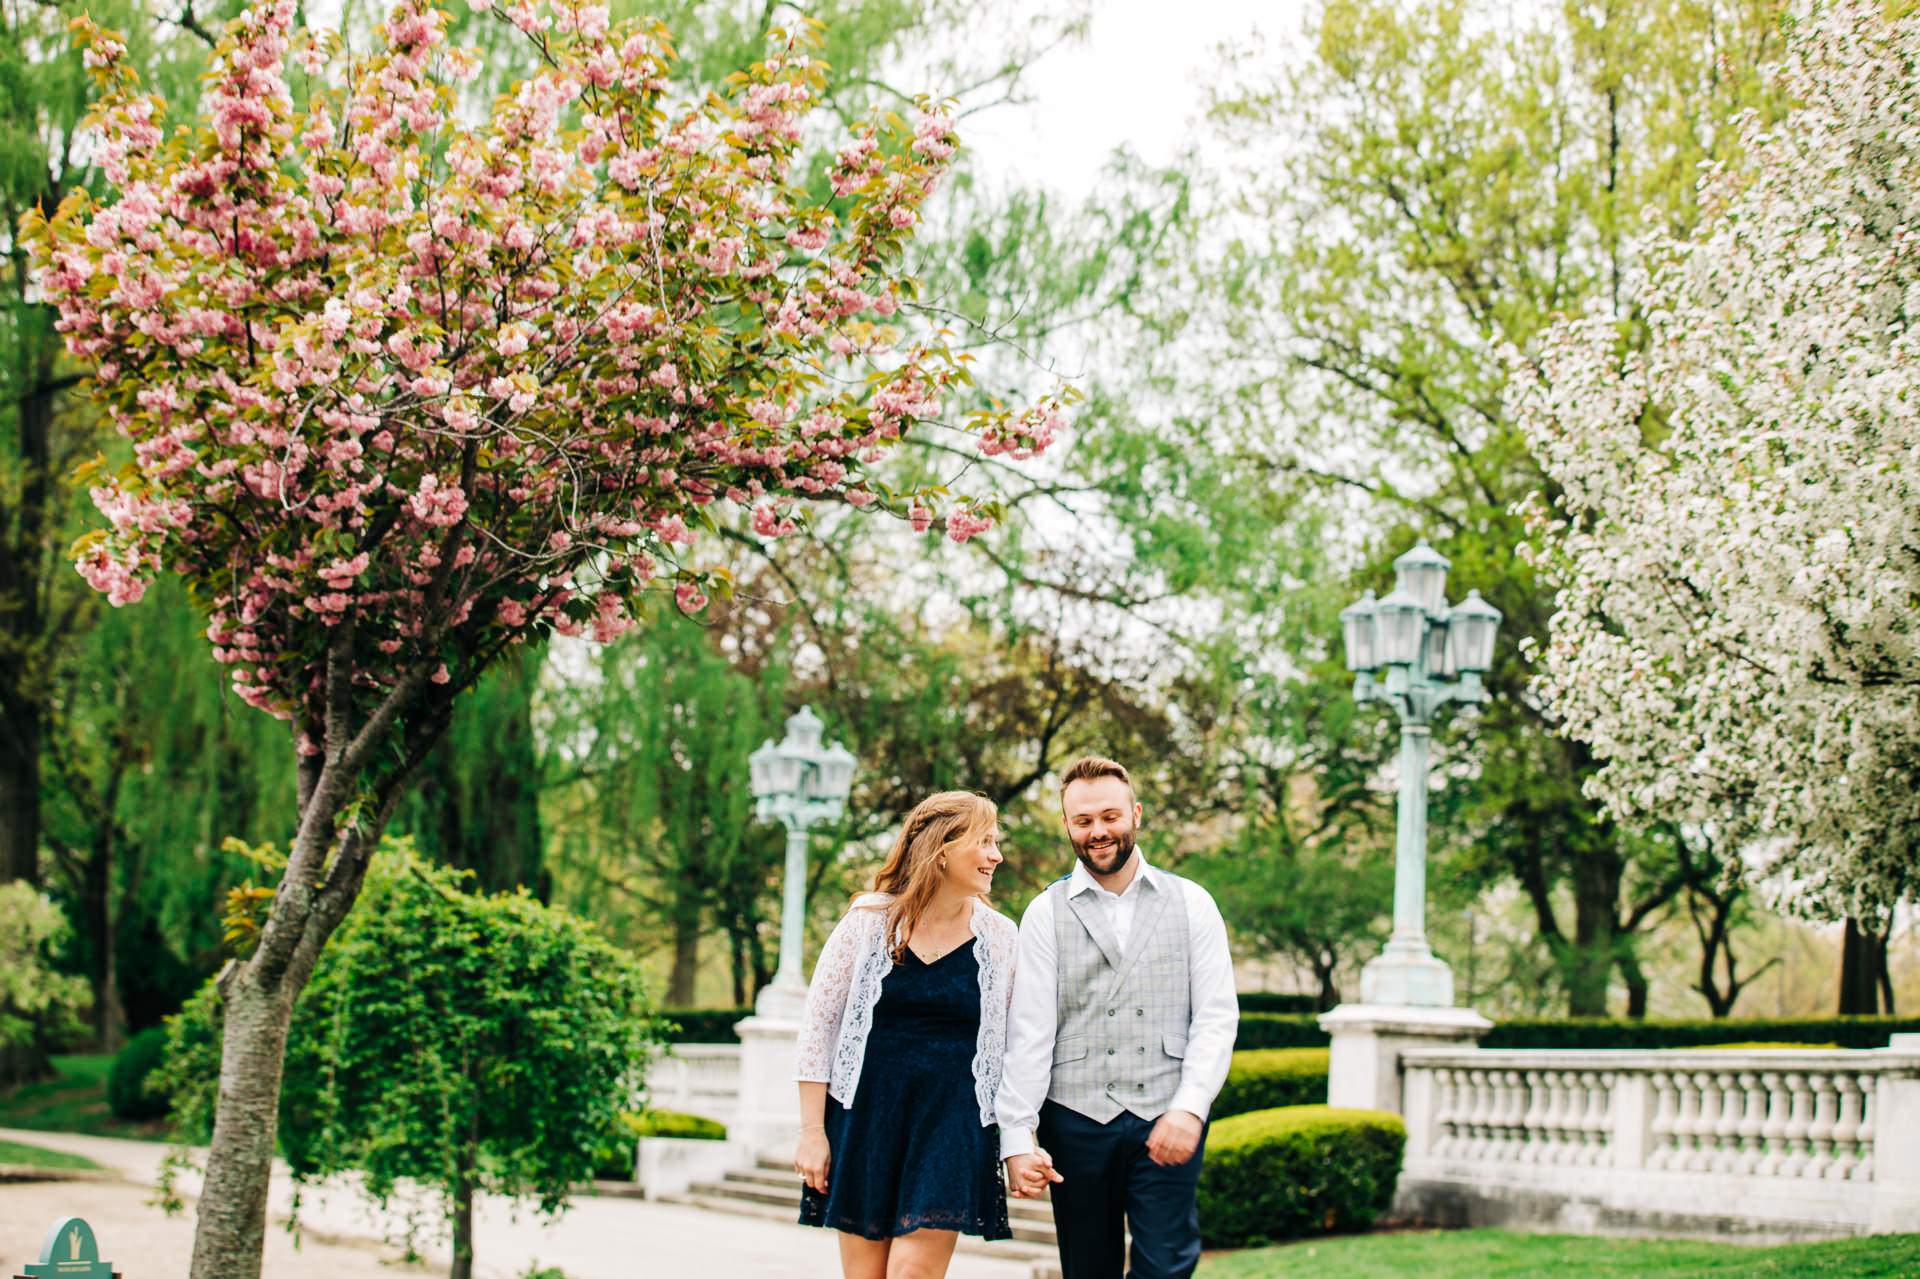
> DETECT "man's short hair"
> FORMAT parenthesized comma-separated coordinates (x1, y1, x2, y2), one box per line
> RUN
(1059, 755, 1132, 797)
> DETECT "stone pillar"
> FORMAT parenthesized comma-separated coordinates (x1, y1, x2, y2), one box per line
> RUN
(1321, 1003, 1491, 1114)
(732, 984, 808, 1158)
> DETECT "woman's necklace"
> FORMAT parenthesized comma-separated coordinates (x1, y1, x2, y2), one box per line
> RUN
(908, 907, 971, 963)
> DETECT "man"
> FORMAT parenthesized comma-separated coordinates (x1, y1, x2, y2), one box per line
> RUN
(995, 756, 1239, 1278)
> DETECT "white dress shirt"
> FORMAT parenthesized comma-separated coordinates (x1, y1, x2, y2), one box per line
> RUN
(994, 852, 1239, 1159)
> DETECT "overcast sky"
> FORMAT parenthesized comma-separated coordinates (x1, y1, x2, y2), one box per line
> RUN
(961, 0, 1310, 197)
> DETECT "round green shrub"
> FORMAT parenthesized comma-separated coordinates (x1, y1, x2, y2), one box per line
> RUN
(107, 1026, 172, 1120)
(1213, 1048, 1329, 1120)
(1197, 1105, 1405, 1249)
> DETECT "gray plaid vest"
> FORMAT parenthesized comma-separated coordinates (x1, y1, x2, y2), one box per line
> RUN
(1046, 870, 1191, 1123)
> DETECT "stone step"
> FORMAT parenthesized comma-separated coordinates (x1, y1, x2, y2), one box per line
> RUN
(663, 1190, 1060, 1265)
(732, 1164, 1055, 1223)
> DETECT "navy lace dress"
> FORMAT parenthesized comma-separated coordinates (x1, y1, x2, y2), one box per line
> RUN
(799, 944, 1012, 1241)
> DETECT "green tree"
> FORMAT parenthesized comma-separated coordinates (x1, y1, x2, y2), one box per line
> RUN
(1065, 0, 1789, 1015)
(0, 880, 90, 1056)
(544, 611, 785, 1005)
(162, 848, 659, 1279)
(42, 578, 292, 1048)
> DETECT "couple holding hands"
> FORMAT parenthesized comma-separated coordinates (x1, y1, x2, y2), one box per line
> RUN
(793, 756, 1239, 1279)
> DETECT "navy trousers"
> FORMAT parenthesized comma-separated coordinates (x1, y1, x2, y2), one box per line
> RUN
(1037, 1100, 1207, 1279)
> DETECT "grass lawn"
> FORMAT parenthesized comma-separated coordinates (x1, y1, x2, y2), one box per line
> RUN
(1199, 1229, 1920, 1278)
(0, 1138, 103, 1171)
(0, 1055, 169, 1143)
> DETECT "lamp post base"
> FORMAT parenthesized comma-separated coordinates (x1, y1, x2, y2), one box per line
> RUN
(1358, 942, 1456, 1008)
(732, 981, 807, 1157)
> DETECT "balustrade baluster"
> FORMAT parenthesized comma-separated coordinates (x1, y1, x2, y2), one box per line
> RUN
(1756, 1071, 1789, 1177)
(1649, 1070, 1679, 1171)
(1711, 1071, 1743, 1173)
(1852, 1076, 1876, 1182)
(1829, 1073, 1863, 1181)
(1735, 1071, 1767, 1175)
(1805, 1073, 1839, 1180)
(1779, 1073, 1814, 1178)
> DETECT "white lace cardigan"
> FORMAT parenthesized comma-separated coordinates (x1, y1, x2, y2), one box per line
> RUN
(794, 893, 1018, 1128)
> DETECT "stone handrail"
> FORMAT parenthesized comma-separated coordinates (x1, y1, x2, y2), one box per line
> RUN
(642, 1043, 742, 1124)
(1395, 1045, 1920, 1238)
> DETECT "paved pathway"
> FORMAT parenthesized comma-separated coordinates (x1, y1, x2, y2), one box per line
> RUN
(0, 1129, 1036, 1279)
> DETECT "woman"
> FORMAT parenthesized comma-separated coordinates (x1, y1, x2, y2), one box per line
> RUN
(794, 790, 1018, 1279)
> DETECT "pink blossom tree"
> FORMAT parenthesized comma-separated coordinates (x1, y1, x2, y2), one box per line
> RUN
(25, 1, 1061, 1273)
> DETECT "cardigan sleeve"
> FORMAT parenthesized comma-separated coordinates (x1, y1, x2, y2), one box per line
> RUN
(795, 908, 867, 1082)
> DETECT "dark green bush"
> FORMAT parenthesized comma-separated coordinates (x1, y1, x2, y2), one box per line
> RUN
(1237, 992, 1323, 1015)
(1213, 1048, 1329, 1120)
(658, 1007, 747, 1043)
(1198, 1105, 1406, 1248)
(107, 1026, 171, 1120)
(1482, 1016, 1920, 1051)
(1234, 1012, 1330, 1050)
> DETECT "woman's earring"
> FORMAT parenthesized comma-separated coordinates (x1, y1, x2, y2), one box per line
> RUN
(939, 858, 948, 871)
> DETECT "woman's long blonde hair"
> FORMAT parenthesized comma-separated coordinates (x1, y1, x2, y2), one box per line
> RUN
(865, 791, 998, 962)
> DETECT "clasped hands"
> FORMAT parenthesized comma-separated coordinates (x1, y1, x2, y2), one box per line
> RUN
(1005, 1110, 1204, 1198)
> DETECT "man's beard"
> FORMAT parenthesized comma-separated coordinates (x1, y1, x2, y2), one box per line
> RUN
(1072, 824, 1136, 877)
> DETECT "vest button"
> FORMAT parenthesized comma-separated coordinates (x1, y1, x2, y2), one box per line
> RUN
(1107, 1008, 1116, 1016)
(1135, 1008, 1143, 1017)
(1106, 1047, 1115, 1056)
(1138, 1046, 1145, 1054)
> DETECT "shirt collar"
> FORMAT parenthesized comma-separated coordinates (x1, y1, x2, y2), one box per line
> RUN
(1068, 849, 1156, 899)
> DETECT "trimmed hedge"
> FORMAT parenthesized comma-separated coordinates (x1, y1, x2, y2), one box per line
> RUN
(107, 1027, 171, 1121)
(659, 1007, 746, 1044)
(633, 1109, 727, 1140)
(1482, 1016, 1920, 1051)
(665, 1005, 1915, 1052)
(1237, 992, 1323, 1015)
(1234, 1013, 1330, 1050)
(1197, 1105, 1406, 1248)
(1213, 1049, 1330, 1120)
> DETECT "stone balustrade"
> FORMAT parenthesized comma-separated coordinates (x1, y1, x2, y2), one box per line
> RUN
(642, 1043, 742, 1124)
(1395, 1044, 1920, 1239)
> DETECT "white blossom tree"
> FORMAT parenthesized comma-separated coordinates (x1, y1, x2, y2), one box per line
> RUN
(1510, 0, 1919, 921)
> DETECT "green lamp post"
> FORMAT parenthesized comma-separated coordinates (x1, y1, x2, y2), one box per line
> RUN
(1340, 540, 1502, 1007)
(747, 706, 856, 1017)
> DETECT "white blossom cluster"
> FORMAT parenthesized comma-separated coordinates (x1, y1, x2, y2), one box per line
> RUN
(1508, 0, 1919, 916)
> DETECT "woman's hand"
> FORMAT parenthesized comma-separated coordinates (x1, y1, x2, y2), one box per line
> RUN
(795, 1128, 831, 1194)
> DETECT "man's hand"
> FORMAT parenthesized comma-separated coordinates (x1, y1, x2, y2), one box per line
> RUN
(1145, 1110, 1203, 1166)
(1004, 1150, 1064, 1199)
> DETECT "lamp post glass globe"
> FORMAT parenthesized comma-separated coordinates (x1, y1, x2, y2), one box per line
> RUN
(1341, 542, 1500, 1009)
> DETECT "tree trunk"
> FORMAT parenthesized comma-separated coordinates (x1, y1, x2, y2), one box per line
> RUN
(86, 841, 126, 1050)
(667, 912, 699, 1007)
(728, 931, 747, 1008)
(449, 1116, 477, 1279)
(0, 730, 38, 885)
(1617, 948, 1650, 1020)
(189, 970, 296, 1279)
(1313, 952, 1340, 1012)
(1565, 856, 1620, 1016)
(1838, 917, 1886, 1015)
